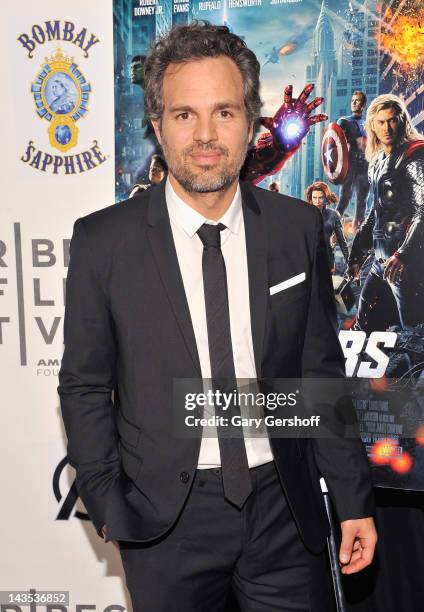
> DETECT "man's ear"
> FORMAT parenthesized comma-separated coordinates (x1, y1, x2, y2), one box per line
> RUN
(151, 119, 162, 145)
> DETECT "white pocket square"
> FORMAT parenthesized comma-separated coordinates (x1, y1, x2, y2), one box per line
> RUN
(269, 272, 306, 296)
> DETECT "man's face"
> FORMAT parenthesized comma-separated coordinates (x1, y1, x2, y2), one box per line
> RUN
(372, 107, 400, 148)
(311, 190, 326, 208)
(351, 94, 364, 114)
(131, 57, 145, 85)
(151, 56, 254, 193)
(149, 162, 165, 184)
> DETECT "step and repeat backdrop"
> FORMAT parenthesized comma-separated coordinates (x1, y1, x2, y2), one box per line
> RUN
(1, 0, 424, 609)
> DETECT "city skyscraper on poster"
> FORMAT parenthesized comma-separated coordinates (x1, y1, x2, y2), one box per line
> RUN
(113, 0, 424, 490)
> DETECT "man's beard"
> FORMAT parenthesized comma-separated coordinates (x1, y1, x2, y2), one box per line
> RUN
(160, 136, 249, 193)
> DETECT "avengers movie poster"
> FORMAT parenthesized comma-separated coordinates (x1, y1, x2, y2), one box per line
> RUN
(113, 0, 424, 490)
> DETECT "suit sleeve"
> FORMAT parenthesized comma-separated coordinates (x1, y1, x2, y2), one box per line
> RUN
(301, 207, 375, 521)
(58, 218, 121, 537)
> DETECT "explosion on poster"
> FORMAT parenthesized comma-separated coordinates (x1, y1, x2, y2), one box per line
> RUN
(113, 0, 424, 489)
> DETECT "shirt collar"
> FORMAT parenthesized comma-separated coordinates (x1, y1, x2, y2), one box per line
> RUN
(165, 177, 242, 238)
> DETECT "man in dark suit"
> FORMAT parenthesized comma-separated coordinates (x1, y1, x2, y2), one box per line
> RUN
(58, 22, 377, 611)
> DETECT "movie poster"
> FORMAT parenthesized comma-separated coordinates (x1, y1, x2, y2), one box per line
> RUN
(112, 0, 424, 489)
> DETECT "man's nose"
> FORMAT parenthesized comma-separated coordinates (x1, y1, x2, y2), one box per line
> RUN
(193, 116, 218, 143)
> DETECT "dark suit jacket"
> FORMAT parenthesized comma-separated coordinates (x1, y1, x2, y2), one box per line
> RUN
(58, 180, 374, 553)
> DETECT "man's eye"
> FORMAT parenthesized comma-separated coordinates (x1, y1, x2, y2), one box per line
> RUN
(177, 112, 190, 120)
(219, 110, 232, 118)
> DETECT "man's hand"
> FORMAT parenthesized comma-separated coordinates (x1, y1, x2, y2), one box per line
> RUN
(339, 517, 377, 574)
(383, 254, 405, 284)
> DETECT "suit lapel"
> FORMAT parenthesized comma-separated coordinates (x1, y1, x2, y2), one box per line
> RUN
(146, 182, 201, 375)
(240, 182, 269, 378)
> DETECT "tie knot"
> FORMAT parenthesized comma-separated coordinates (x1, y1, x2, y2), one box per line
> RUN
(197, 223, 226, 248)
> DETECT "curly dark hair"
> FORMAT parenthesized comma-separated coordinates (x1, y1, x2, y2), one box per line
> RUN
(143, 21, 262, 126)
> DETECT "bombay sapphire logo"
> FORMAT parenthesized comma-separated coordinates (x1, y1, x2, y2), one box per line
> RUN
(31, 47, 91, 152)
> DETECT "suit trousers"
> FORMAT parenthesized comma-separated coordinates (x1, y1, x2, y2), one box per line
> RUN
(118, 460, 334, 612)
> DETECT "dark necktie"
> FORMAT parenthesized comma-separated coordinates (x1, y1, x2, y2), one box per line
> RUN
(197, 222, 253, 508)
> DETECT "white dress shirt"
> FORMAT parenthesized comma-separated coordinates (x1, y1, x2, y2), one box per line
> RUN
(166, 178, 274, 468)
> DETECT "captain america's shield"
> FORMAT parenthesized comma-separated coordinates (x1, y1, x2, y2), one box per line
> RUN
(321, 122, 349, 185)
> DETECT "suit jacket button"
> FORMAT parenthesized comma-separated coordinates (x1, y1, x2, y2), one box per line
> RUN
(180, 471, 190, 483)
